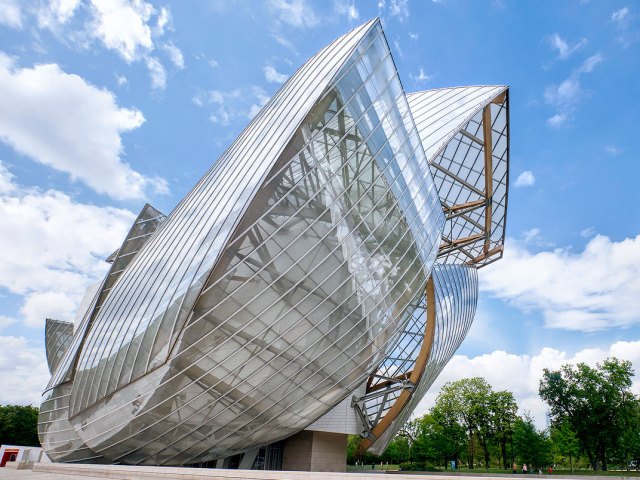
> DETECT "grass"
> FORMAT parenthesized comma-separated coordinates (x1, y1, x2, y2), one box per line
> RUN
(345, 465, 640, 476)
(347, 464, 400, 471)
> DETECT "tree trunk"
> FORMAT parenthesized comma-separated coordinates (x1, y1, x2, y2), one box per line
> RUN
(585, 447, 596, 471)
(482, 438, 490, 469)
(569, 454, 573, 473)
(501, 439, 508, 469)
(468, 430, 474, 469)
(600, 444, 607, 471)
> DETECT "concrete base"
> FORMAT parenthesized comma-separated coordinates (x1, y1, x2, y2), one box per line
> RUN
(3, 461, 32, 470)
(282, 430, 347, 472)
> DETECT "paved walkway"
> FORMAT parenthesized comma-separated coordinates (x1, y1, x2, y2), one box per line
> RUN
(2, 465, 637, 480)
(0, 469, 110, 480)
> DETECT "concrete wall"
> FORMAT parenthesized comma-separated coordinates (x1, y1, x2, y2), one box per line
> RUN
(282, 430, 347, 472)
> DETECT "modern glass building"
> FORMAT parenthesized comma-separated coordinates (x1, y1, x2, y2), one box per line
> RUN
(38, 19, 509, 472)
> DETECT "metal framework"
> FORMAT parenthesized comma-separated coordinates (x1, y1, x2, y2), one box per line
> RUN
(409, 87, 509, 268)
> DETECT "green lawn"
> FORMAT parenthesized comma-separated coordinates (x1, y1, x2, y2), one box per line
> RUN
(346, 466, 640, 476)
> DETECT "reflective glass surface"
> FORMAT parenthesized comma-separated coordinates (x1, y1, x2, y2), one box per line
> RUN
(51, 21, 443, 465)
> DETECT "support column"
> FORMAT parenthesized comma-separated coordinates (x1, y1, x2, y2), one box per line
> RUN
(282, 430, 347, 472)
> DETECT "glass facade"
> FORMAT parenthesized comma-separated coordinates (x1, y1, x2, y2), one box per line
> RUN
(38, 19, 509, 468)
(44, 319, 74, 375)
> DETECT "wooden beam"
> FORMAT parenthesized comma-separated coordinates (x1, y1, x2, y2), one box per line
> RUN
(482, 104, 493, 254)
(491, 91, 506, 105)
(466, 245, 503, 265)
(443, 198, 486, 213)
(439, 233, 484, 250)
(460, 129, 483, 146)
(430, 161, 485, 197)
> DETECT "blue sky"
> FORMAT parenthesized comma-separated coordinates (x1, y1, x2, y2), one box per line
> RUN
(0, 0, 638, 426)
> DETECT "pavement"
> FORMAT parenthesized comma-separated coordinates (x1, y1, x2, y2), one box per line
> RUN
(1, 466, 638, 480)
(0, 470, 110, 480)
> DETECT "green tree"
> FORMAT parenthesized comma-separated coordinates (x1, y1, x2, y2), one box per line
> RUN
(434, 377, 493, 468)
(489, 390, 518, 469)
(0, 405, 40, 446)
(513, 415, 552, 471)
(381, 436, 410, 464)
(347, 434, 382, 465)
(539, 357, 637, 470)
(429, 405, 467, 468)
(550, 421, 580, 472)
(616, 397, 640, 470)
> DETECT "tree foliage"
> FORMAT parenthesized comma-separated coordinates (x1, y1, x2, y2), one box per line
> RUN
(347, 365, 640, 472)
(513, 415, 552, 471)
(539, 357, 639, 471)
(551, 421, 580, 472)
(0, 405, 40, 447)
(431, 377, 518, 469)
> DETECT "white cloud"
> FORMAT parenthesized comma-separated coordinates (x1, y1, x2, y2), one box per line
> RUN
(610, 7, 638, 48)
(39, 0, 176, 89)
(0, 336, 51, 405)
(389, 0, 409, 21)
(268, 0, 319, 29)
(611, 7, 629, 25)
(604, 145, 623, 156)
(480, 234, 640, 332)
(21, 291, 78, 328)
(546, 112, 568, 128)
(523, 228, 541, 244)
(154, 6, 171, 36)
(91, 0, 154, 62)
(0, 0, 22, 28)
(194, 87, 269, 126)
(580, 227, 595, 238)
(115, 73, 128, 86)
(146, 55, 166, 90)
(409, 32, 418, 40)
(393, 38, 403, 58)
(544, 51, 602, 128)
(333, 0, 359, 21)
(271, 33, 297, 53)
(0, 316, 16, 332)
(263, 65, 288, 84)
(0, 161, 135, 330)
(90, 0, 156, 62)
(162, 41, 184, 69)
(37, 0, 81, 28)
(411, 67, 433, 83)
(514, 170, 535, 187)
(0, 160, 15, 194)
(544, 76, 583, 109)
(247, 86, 270, 119)
(548, 33, 587, 60)
(415, 341, 640, 428)
(578, 53, 604, 73)
(0, 54, 167, 200)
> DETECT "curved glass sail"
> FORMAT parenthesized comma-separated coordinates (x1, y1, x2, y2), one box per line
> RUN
(45, 319, 73, 375)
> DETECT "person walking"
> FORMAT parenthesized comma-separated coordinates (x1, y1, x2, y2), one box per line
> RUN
(523, 463, 528, 474)
(513, 462, 518, 474)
